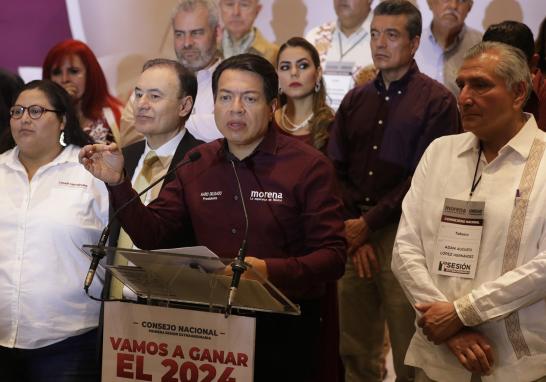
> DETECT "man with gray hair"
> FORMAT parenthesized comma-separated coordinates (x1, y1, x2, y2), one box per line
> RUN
(108, 58, 203, 299)
(482, 20, 546, 131)
(219, 0, 278, 64)
(414, 0, 481, 95)
(393, 41, 546, 381)
(120, 0, 223, 145)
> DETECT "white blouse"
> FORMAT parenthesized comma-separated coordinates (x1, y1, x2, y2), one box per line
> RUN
(0, 145, 108, 349)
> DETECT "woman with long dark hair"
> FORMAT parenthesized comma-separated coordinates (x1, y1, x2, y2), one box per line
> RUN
(274, 36, 334, 152)
(275, 36, 341, 382)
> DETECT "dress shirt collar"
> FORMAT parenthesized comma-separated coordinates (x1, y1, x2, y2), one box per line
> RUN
(1, 144, 79, 172)
(427, 23, 468, 53)
(220, 123, 278, 162)
(335, 13, 371, 40)
(374, 60, 420, 92)
(222, 27, 256, 57)
(197, 56, 221, 82)
(456, 114, 540, 160)
(143, 128, 186, 168)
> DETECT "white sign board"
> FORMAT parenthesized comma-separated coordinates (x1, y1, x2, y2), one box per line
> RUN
(102, 302, 255, 381)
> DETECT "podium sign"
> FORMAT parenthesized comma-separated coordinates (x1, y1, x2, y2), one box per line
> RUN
(102, 302, 255, 381)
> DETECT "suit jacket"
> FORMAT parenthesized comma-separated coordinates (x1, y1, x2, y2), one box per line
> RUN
(249, 28, 279, 65)
(103, 130, 203, 293)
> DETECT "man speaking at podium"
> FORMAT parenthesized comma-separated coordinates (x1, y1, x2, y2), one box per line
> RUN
(79, 53, 346, 382)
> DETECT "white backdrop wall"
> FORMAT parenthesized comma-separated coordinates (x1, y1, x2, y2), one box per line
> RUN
(63, 0, 545, 100)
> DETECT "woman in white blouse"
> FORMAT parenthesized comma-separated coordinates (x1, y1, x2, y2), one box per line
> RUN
(0, 80, 108, 381)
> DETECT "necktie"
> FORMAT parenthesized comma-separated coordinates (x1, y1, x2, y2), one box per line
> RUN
(110, 150, 163, 298)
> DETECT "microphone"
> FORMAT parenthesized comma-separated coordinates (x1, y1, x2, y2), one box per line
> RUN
(83, 150, 202, 292)
(225, 160, 250, 316)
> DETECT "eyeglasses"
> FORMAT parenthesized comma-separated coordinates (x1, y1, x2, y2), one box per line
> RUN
(9, 105, 61, 120)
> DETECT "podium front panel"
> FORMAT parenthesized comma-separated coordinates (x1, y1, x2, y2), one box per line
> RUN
(102, 301, 255, 381)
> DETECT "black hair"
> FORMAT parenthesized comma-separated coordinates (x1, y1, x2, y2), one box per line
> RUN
(276, 37, 333, 150)
(483, 20, 535, 63)
(536, 17, 546, 74)
(0, 69, 24, 153)
(212, 53, 278, 104)
(1, 80, 92, 149)
(373, 0, 422, 40)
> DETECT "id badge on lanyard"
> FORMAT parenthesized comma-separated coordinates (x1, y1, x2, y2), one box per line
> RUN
(323, 61, 355, 110)
(433, 145, 484, 279)
(432, 198, 484, 279)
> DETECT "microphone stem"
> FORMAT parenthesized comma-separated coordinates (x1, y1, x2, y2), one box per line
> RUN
(83, 152, 201, 292)
(226, 160, 250, 316)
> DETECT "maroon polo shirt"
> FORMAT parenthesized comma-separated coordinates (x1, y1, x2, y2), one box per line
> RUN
(108, 125, 346, 299)
(328, 60, 461, 230)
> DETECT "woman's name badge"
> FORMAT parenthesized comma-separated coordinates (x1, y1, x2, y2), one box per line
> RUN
(432, 198, 485, 279)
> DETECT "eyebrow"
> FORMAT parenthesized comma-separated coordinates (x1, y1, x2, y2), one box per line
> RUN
(279, 58, 310, 65)
(135, 86, 165, 95)
(371, 27, 401, 33)
(174, 28, 205, 34)
(218, 88, 261, 95)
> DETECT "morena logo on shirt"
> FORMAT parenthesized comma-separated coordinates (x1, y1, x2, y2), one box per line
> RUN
(249, 190, 283, 203)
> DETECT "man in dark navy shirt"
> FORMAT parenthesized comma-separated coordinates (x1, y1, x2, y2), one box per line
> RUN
(80, 53, 346, 382)
(327, 1, 460, 381)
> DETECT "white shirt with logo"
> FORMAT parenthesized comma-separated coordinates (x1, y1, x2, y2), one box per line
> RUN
(0, 145, 109, 349)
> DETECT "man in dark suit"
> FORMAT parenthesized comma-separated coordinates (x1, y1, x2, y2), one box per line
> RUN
(107, 58, 204, 298)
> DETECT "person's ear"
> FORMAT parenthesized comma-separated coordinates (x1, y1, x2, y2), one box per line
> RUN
(512, 81, 527, 110)
(412, 34, 421, 55)
(530, 53, 540, 72)
(269, 98, 278, 120)
(316, 65, 323, 83)
(60, 115, 66, 130)
(178, 95, 194, 118)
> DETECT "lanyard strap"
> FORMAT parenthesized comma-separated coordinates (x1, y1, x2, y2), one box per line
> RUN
(337, 29, 368, 61)
(469, 144, 483, 198)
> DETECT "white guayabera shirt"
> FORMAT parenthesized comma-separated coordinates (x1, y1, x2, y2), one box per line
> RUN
(393, 115, 546, 381)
